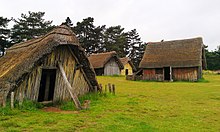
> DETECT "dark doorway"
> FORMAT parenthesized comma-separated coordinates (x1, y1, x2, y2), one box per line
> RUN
(125, 69, 129, 75)
(38, 69, 56, 102)
(164, 67, 170, 80)
(95, 68, 104, 76)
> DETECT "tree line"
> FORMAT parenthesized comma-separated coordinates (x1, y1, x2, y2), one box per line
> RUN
(0, 11, 219, 70)
(0, 11, 144, 68)
(204, 46, 220, 70)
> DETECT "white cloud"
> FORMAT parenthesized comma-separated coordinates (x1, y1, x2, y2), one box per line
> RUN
(0, 0, 219, 50)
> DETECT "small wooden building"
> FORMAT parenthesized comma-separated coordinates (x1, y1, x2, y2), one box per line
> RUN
(0, 25, 98, 105)
(139, 37, 206, 81)
(88, 51, 124, 76)
(120, 57, 136, 75)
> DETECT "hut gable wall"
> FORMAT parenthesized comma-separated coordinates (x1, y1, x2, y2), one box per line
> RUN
(14, 46, 90, 102)
(121, 63, 133, 75)
(104, 58, 121, 75)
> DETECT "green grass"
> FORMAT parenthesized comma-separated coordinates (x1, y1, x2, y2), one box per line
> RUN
(0, 74, 220, 131)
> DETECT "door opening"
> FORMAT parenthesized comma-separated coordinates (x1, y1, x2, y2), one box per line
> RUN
(38, 69, 56, 102)
(164, 67, 170, 81)
(125, 69, 129, 75)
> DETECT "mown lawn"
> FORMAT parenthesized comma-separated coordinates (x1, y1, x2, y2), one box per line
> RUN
(0, 74, 220, 131)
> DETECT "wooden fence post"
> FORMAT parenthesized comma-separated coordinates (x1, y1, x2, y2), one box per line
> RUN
(108, 83, 112, 93)
(112, 84, 115, 95)
(2, 94, 6, 108)
(94, 86, 98, 93)
(105, 85, 107, 93)
(0, 95, 5, 107)
(19, 93, 23, 106)
(99, 84, 103, 94)
(11, 92, 14, 109)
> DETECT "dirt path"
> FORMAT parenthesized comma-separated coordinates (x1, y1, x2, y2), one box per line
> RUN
(42, 107, 79, 114)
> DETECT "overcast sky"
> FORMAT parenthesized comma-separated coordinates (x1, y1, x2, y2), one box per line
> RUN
(0, 0, 219, 50)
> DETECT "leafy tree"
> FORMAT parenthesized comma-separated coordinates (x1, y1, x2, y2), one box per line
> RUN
(11, 11, 54, 44)
(73, 17, 105, 54)
(103, 25, 127, 57)
(205, 45, 220, 70)
(0, 16, 11, 56)
(126, 29, 144, 68)
(73, 17, 145, 68)
(63, 17, 73, 27)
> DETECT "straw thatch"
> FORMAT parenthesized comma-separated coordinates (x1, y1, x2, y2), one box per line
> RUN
(139, 37, 206, 68)
(0, 25, 98, 99)
(119, 57, 137, 71)
(88, 51, 124, 69)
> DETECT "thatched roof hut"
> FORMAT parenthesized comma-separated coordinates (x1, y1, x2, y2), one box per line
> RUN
(119, 57, 136, 75)
(0, 25, 98, 105)
(88, 51, 124, 75)
(139, 37, 206, 81)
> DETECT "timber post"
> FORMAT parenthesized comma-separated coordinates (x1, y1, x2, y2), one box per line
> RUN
(108, 83, 112, 93)
(99, 84, 103, 94)
(0, 95, 6, 107)
(19, 92, 23, 106)
(2, 93, 6, 108)
(94, 86, 98, 93)
(112, 84, 115, 95)
(105, 85, 107, 93)
(11, 92, 14, 109)
(58, 62, 82, 110)
(2, 99, 6, 108)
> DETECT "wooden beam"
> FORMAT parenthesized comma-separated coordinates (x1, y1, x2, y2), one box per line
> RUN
(11, 92, 14, 109)
(58, 62, 82, 110)
(67, 46, 93, 90)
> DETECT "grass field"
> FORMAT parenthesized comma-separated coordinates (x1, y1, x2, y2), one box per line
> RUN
(0, 74, 220, 131)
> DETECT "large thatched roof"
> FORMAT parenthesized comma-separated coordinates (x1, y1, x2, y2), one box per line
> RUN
(88, 51, 124, 69)
(139, 37, 206, 68)
(119, 57, 137, 71)
(0, 25, 98, 96)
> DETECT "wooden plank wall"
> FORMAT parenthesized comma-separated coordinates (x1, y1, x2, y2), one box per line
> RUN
(172, 67, 198, 81)
(104, 58, 120, 75)
(14, 46, 90, 102)
(121, 63, 133, 75)
(143, 69, 155, 80)
(143, 69, 163, 81)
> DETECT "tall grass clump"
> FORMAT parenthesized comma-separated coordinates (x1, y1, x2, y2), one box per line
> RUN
(60, 92, 113, 110)
(0, 99, 43, 116)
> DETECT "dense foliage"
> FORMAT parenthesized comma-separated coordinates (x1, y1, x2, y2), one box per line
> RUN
(0, 17, 11, 56)
(205, 45, 220, 70)
(0, 11, 219, 70)
(71, 17, 145, 67)
(11, 11, 54, 44)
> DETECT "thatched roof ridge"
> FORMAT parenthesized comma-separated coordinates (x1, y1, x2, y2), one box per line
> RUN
(139, 37, 205, 68)
(88, 51, 124, 69)
(119, 57, 137, 71)
(0, 25, 98, 96)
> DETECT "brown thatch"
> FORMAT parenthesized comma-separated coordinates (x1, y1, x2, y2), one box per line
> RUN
(139, 37, 206, 69)
(0, 25, 98, 97)
(119, 57, 137, 71)
(88, 51, 124, 69)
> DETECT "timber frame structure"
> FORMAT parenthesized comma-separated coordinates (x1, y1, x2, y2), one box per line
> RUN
(119, 57, 137, 75)
(88, 51, 124, 76)
(139, 37, 207, 81)
(0, 25, 98, 106)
